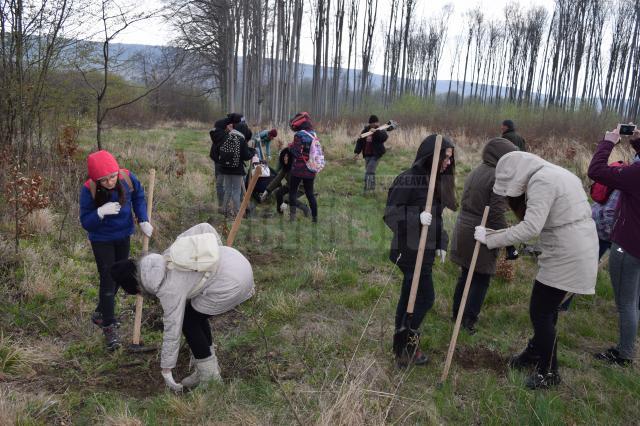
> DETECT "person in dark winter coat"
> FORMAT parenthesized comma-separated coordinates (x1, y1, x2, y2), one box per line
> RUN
(259, 148, 310, 216)
(450, 138, 518, 334)
(384, 134, 457, 366)
(209, 118, 233, 212)
(589, 126, 640, 366)
(288, 112, 319, 222)
(79, 150, 151, 350)
(354, 115, 388, 192)
(211, 115, 256, 216)
(501, 119, 526, 151)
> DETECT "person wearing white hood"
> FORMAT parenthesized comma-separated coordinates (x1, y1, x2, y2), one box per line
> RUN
(110, 223, 255, 392)
(474, 151, 598, 389)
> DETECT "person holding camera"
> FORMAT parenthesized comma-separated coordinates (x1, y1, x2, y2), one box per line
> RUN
(589, 125, 640, 366)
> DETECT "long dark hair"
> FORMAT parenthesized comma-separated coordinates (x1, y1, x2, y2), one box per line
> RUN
(508, 194, 527, 221)
(94, 180, 126, 208)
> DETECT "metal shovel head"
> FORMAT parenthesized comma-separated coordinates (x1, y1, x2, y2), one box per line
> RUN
(127, 343, 156, 353)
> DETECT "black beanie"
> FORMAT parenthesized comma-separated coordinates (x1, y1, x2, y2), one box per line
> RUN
(369, 115, 379, 124)
(502, 119, 515, 131)
(227, 113, 243, 124)
(110, 259, 140, 295)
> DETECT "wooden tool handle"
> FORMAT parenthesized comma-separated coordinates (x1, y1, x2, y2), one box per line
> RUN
(407, 135, 443, 314)
(132, 168, 155, 346)
(226, 166, 262, 247)
(440, 205, 490, 383)
(359, 123, 391, 139)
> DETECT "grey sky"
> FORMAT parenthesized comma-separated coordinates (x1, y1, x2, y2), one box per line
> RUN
(111, 0, 556, 79)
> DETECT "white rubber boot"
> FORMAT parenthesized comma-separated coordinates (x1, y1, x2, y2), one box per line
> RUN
(196, 345, 221, 383)
(181, 355, 201, 388)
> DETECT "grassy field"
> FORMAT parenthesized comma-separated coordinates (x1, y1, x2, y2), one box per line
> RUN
(0, 124, 639, 425)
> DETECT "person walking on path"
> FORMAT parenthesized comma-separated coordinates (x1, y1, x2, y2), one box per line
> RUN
(110, 223, 254, 392)
(501, 119, 526, 151)
(79, 150, 152, 350)
(384, 134, 457, 366)
(354, 115, 389, 192)
(589, 126, 640, 367)
(474, 151, 598, 389)
(450, 138, 518, 334)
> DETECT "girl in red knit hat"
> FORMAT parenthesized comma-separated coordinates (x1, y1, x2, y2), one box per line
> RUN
(79, 150, 152, 350)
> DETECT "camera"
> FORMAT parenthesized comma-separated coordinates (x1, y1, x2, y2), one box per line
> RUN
(619, 124, 636, 135)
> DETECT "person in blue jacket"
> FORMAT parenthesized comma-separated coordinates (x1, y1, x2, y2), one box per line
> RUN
(79, 150, 152, 350)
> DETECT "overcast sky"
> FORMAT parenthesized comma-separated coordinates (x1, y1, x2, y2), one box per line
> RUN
(110, 0, 556, 78)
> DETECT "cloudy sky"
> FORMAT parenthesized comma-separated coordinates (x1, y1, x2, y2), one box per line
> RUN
(109, 0, 557, 77)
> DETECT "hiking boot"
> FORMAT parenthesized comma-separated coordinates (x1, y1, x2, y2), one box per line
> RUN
(102, 325, 121, 351)
(594, 347, 632, 366)
(461, 317, 477, 335)
(395, 349, 429, 368)
(526, 370, 561, 390)
(508, 340, 540, 370)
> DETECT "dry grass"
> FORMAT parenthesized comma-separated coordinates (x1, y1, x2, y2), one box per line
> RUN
(23, 208, 56, 236)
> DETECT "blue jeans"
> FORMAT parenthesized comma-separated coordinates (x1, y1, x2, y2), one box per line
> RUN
(221, 174, 243, 214)
(609, 243, 640, 359)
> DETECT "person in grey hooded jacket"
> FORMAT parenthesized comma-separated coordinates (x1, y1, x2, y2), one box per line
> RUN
(110, 223, 255, 392)
(474, 151, 598, 390)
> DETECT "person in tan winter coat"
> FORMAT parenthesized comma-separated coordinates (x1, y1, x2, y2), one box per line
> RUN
(110, 223, 255, 392)
(474, 151, 598, 389)
(450, 138, 518, 333)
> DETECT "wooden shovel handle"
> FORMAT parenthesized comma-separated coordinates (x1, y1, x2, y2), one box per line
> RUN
(407, 135, 443, 314)
(132, 168, 155, 346)
(440, 205, 490, 383)
(226, 166, 262, 247)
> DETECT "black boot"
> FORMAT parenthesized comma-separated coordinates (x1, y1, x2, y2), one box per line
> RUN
(509, 340, 540, 370)
(102, 325, 121, 351)
(461, 316, 477, 335)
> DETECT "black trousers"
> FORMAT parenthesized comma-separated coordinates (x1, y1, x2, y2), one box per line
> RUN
(529, 280, 568, 372)
(91, 237, 130, 326)
(395, 263, 435, 330)
(289, 175, 318, 219)
(182, 302, 213, 360)
(452, 267, 492, 324)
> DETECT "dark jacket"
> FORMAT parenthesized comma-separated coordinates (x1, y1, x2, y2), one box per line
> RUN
(384, 135, 456, 268)
(80, 171, 148, 242)
(450, 138, 517, 275)
(588, 140, 640, 259)
(355, 125, 388, 159)
(502, 130, 526, 151)
(212, 129, 255, 175)
(209, 118, 229, 162)
(289, 128, 318, 179)
(267, 148, 292, 192)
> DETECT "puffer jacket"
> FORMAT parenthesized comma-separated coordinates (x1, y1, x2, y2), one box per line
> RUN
(384, 135, 457, 268)
(139, 223, 255, 369)
(485, 152, 598, 294)
(450, 138, 517, 275)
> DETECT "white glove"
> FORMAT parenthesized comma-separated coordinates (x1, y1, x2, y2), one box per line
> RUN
(419, 211, 432, 226)
(436, 249, 446, 264)
(97, 202, 121, 219)
(139, 221, 153, 237)
(162, 370, 183, 392)
(259, 190, 269, 202)
(474, 226, 487, 245)
(280, 202, 289, 212)
(604, 128, 621, 145)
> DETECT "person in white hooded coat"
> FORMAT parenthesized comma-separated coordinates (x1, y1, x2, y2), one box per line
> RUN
(110, 223, 255, 392)
(474, 151, 598, 389)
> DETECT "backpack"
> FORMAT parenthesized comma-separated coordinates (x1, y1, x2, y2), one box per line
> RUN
(590, 161, 626, 203)
(86, 169, 134, 199)
(592, 190, 622, 241)
(218, 130, 244, 169)
(300, 130, 325, 173)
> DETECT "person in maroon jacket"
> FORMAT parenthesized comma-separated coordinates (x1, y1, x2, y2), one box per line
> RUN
(588, 125, 640, 366)
(288, 112, 318, 223)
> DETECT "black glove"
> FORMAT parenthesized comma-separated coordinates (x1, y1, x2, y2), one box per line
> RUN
(506, 245, 519, 260)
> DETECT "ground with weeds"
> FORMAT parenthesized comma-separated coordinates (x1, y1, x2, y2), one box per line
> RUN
(1, 124, 639, 425)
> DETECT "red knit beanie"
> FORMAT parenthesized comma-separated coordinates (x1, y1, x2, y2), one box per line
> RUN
(87, 150, 120, 181)
(268, 129, 278, 139)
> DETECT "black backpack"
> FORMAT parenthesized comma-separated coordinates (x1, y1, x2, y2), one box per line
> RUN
(218, 130, 243, 168)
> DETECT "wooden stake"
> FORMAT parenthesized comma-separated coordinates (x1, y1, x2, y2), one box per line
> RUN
(440, 205, 490, 384)
(226, 166, 262, 247)
(132, 168, 155, 346)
